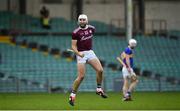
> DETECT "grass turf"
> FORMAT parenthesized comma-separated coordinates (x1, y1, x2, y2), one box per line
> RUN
(0, 92, 180, 110)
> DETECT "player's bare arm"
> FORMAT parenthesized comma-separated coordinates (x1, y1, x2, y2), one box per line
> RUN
(71, 40, 84, 58)
(125, 54, 131, 72)
(116, 57, 126, 67)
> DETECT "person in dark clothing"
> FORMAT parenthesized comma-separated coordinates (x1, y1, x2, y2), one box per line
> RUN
(40, 6, 51, 29)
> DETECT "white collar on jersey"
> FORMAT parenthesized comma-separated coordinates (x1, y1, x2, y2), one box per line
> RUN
(79, 25, 88, 30)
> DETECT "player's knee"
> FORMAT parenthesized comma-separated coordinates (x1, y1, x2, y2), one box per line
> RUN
(131, 75, 138, 82)
(97, 68, 103, 74)
(135, 79, 139, 83)
(133, 78, 138, 84)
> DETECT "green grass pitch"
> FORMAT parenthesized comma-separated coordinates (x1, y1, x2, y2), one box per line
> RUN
(0, 92, 180, 110)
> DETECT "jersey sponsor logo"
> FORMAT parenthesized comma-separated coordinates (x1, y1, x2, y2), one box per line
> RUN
(81, 35, 93, 41)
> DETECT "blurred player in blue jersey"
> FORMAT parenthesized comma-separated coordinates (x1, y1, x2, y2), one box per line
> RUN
(117, 39, 138, 101)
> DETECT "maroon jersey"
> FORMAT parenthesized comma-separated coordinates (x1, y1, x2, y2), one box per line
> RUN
(72, 25, 95, 51)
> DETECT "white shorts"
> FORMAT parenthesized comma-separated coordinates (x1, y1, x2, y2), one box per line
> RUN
(76, 50, 97, 63)
(122, 67, 136, 79)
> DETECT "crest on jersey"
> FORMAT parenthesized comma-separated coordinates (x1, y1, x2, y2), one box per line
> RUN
(89, 30, 92, 34)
